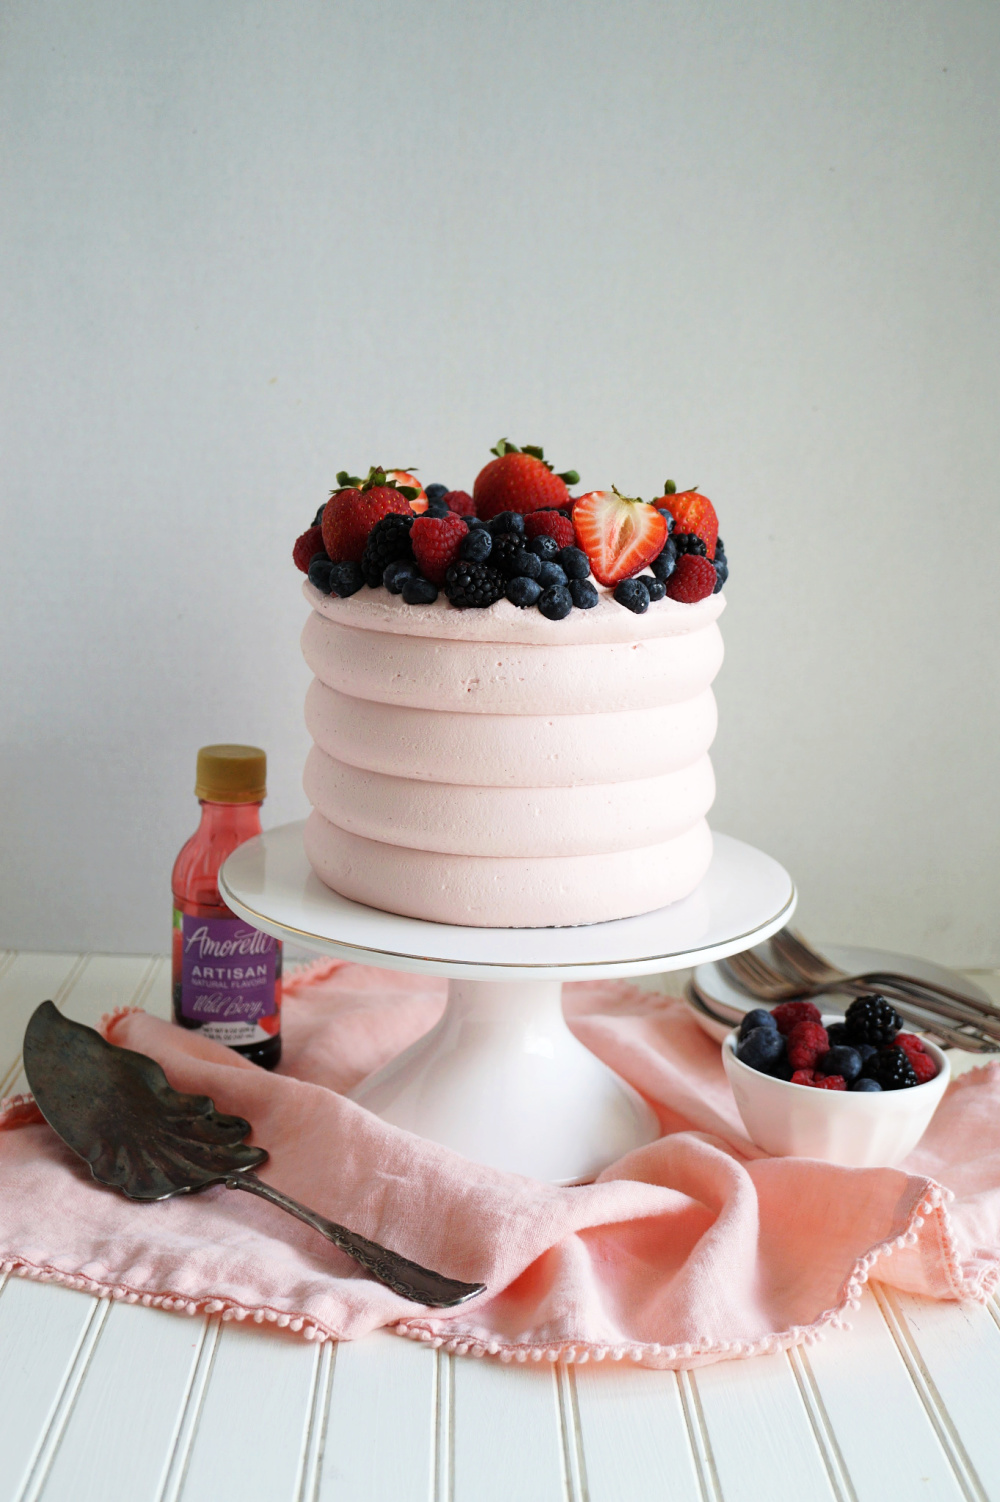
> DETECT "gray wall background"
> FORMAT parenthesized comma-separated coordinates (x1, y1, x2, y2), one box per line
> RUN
(2, 0, 998, 964)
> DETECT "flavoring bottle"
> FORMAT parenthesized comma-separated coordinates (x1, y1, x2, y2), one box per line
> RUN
(171, 744, 282, 1069)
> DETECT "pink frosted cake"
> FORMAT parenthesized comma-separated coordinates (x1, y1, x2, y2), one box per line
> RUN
(293, 444, 729, 928)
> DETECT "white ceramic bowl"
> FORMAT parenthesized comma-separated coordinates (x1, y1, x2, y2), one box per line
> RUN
(722, 1016, 950, 1167)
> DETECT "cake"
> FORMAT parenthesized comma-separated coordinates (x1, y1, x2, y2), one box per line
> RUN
(293, 443, 729, 928)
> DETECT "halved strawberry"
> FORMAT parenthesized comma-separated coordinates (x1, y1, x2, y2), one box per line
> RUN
(386, 470, 427, 513)
(473, 439, 579, 520)
(571, 488, 667, 586)
(661, 487, 719, 559)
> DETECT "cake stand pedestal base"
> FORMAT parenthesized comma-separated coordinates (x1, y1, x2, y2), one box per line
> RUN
(350, 978, 658, 1184)
(220, 823, 796, 1183)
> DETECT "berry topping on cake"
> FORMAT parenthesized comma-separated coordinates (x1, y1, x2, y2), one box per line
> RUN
(443, 490, 475, 516)
(473, 440, 580, 521)
(528, 534, 560, 562)
(293, 525, 326, 573)
(383, 559, 417, 594)
(558, 547, 589, 581)
(506, 576, 543, 608)
(385, 470, 427, 511)
(649, 538, 678, 581)
(572, 488, 668, 586)
(361, 513, 414, 586)
(663, 554, 717, 603)
(523, 510, 576, 550)
(322, 469, 417, 563)
(401, 575, 439, 605)
(537, 583, 574, 620)
(613, 577, 650, 614)
(770, 1000, 823, 1036)
(569, 578, 599, 609)
(639, 574, 666, 602)
(444, 560, 505, 609)
(660, 485, 719, 559)
(673, 532, 709, 558)
(458, 528, 493, 564)
(324, 560, 365, 597)
(844, 994, 902, 1046)
(487, 510, 526, 536)
(411, 513, 469, 585)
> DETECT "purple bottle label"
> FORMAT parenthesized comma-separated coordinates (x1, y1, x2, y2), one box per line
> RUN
(177, 912, 280, 1046)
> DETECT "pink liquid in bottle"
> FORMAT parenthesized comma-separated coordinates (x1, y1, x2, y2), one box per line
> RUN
(171, 745, 282, 1070)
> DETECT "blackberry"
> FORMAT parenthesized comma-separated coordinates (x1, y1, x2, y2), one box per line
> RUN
(424, 483, 449, 502)
(507, 575, 542, 608)
(656, 507, 675, 535)
(558, 546, 589, 581)
(487, 511, 525, 536)
(863, 1046, 918, 1091)
(649, 539, 678, 581)
(327, 560, 364, 598)
(537, 561, 567, 588)
(528, 535, 560, 561)
(613, 578, 650, 614)
(361, 513, 413, 586)
(569, 578, 598, 609)
(459, 529, 493, 564)
(307, 556, 334, 594)
(402, 575, 438, 605)
(383, 559, 417, 594)
(825, 1022, 848, 1046)
(537, 584, 573, 620)
(491, 534, 532, 579)
(638, 574, 666, 602)
(444, 561, 505, 609)
(844, 994, 902, 1046)
(674, 532, 708, 558)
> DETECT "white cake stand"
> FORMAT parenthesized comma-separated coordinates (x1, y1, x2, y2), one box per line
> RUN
(220, 823, 795, 1184)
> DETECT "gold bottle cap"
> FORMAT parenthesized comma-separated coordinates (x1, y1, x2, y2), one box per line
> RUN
(194, 745, 267, 804)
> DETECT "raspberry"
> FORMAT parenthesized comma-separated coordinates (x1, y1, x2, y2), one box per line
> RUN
(524, 510, 576, 550)
(791, 1069, 817, 1086)
(907, 1050, 938, 1084)
(663, 553, 717, 603)
(771, 1001, 823, 1036)
(812, 1075, 847, 1091)
(895, 1032, 926, 1058)
(443, 490, 474, 515)
(293, 524, 326, 573)
(411, 514, 469, 585)
(787, 1021, 830, 1071)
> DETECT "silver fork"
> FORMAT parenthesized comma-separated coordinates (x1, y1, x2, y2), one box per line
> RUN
(771, 929, 1000, 1019)
(721, 948, 1000, 1052)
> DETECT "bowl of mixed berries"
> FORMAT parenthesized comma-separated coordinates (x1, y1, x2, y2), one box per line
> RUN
(722, 994, 950, 1166)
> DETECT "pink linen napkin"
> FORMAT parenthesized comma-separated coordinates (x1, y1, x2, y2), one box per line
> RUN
(2, 959, 999, 1370)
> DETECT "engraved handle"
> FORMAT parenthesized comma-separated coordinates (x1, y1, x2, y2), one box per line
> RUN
(228, 1174, 486, 1308)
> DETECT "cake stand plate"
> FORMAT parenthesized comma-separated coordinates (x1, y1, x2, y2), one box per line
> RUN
(220, 824, 795, 1184)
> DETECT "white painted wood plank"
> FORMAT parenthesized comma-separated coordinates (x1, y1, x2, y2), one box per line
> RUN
(693, 1350, 839, 1502)
(452, 1357, 565, 1502)
(0, 953, 85, 1093)
(36, 1301, 209, 1502)
(0, 1277, 104, 1502)
(317, 1330, 435, 1502)
(573, 1363, 703, 1502)
(178, 1322, 320, 1502)
(881, 1288, 1000, 1499)
(802, 1289, 965, 1502)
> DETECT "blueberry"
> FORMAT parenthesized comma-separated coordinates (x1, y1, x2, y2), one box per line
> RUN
(511, 548, 542, 580)
(425, 500, 450, 518)
(383, 559, 416, 593)
(557, 546, 589, 580)
(715, 537, 726, 558)
(767, 1057, 794, 1081)
(857, 1043, 879, 1065)
(467, 516, 489, 530)
(401, 576, 438, 605)
(488, 511, 525, 536)
(327, 560, 364, 597)
(736, 1026, 785, 1072)
(613, 578, 650, 614)
(569, 578, 599, 609)
(826, 1022, 848, 1046)
(307, 556, 334, 594)
(818, 1045, 863, 1084)
(507, 576, 542, 608)
(537, 561, 568, 588)
(638, 574, 666, 602)
(649, 539, 678, 581)
(460, 529, 493, 563)
(537, 584, 573, 620)
(528, 535, 560, 561)
(851, 1077, 883, 1092)
(312, 503, 327, 527)
(713, 559, 729, 595)
(424, 484, 449, 502)
(656, 507, 675, 535)
(739, 1008, 778, 1040)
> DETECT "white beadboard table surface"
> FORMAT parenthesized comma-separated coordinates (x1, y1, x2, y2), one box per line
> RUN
(2, 951, 1000, 1502)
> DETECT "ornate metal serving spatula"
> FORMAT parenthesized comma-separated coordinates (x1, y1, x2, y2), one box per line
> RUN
(23, 1001, 485, 1308)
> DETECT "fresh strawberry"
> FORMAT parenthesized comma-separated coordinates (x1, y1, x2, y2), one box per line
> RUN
(661, 486, 719, 559)
(386, 470, 427, 513)
(811, 1074, 847, 1090)
(293, 524, 326, 573)
(770, 1000, 822, 1036)
(571, 489, 668, 586)
(664, 554, 717, 603)
(443, 490, 475, 515)
(411, 513, 469, 585)
(787, 1020, 830, 1071)
(524, 510, 575, 550)
(322, 467, 420, 561)
(473, 439, 579, 520)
